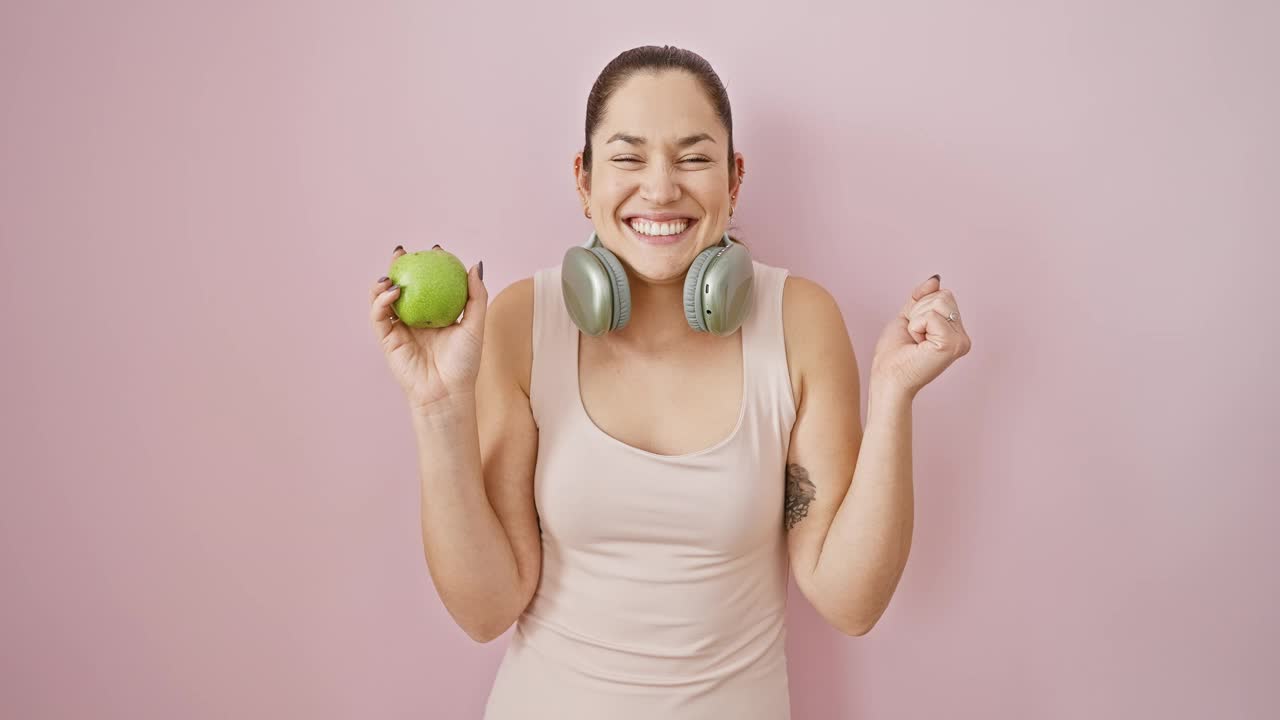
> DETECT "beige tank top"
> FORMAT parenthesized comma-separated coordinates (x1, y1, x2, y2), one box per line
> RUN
(483, 260, 798, 719)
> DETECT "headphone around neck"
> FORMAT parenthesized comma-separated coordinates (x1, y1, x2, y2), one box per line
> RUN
(561, 230, 755, 337)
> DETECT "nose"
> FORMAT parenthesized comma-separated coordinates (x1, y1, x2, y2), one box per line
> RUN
(640, 162, 681, 205)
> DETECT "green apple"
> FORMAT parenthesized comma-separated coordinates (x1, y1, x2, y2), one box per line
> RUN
(388, 247, 469, 328)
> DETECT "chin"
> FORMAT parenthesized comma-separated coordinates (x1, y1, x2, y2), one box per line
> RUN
(614, 220, 713, 280)
(621, 248, 699, 284)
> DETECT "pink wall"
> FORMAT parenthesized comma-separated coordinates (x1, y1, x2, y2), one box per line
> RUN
(3, 1, 1276, 718)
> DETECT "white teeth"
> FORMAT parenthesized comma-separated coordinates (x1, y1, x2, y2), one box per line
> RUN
(628, 218, 690, 236)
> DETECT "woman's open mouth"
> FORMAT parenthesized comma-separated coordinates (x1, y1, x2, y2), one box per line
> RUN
(624, 216, 699, 246)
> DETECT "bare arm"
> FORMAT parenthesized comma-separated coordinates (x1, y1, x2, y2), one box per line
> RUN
(415, 279, 540, 643)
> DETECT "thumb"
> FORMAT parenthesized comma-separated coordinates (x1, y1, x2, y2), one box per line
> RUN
(458, 261, 488, 335)
(913, 273, 941, 300)
(900, 273, 942, 317)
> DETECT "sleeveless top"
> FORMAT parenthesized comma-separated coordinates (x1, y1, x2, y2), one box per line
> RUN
(482, 260, 799, 719)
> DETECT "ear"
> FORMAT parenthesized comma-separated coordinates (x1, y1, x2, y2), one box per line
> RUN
(573, 152, 591, 203)
(732, 151, 746, 196)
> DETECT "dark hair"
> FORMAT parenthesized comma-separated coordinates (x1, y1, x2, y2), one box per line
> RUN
(582, 45, 745, 247)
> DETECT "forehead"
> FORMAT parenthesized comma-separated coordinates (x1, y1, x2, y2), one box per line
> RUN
(597, 70, 723, 144)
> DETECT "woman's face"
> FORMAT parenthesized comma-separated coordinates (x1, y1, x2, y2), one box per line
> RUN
(575, 70, 744, 284)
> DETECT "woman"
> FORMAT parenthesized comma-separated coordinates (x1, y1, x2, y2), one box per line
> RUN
(368, 45, 970, 719)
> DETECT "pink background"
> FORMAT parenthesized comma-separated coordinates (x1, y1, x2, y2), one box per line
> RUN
(3, 1, 1277, 718)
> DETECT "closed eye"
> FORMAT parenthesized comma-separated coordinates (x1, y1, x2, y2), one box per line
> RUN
(611, 158, 710, 165)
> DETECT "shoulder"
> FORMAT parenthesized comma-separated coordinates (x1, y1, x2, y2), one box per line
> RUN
(781, 273, 857, 404)
(485, 276, 536, 396)
(781, 273, 842, 322)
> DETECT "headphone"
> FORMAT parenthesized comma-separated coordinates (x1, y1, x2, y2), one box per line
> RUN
(561, 230, 755, 337)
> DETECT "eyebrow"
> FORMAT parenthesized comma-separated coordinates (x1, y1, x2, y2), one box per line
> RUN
(605, 132, 716, 148)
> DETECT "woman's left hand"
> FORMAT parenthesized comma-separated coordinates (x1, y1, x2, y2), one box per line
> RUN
(869, 275, 972, 398)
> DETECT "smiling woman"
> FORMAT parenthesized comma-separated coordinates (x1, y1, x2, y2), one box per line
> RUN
(367, 36, 918, 716)
(470, 45, 822, 720)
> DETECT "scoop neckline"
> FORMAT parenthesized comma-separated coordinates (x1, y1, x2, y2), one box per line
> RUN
(573, 325, 749, 461)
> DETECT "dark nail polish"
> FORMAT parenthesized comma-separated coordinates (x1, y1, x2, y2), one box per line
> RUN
(377, 276, 388, 282)
(394, 245, 404, 252)
(432, 244, 442, 250)
(479, 261, 484, 281)
(929, 274, 941, 282)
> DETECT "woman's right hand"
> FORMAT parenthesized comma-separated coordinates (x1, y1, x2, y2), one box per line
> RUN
(369, 246, 488, 414)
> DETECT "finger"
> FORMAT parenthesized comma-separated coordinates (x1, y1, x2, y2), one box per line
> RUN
(392, 245, 406, 260)
(936, 304, 962, 328)
(908, 309, 957, 350)
(901, 290, 945, 320)
(457, 262, 488, 338)
(370, 283, 402, 339)
(901, 276, 943, 317)
(909, 297, 958, 322)
(912, 274, 941, 301)
(923, 288, 963, 329)
(369, 276, 392, 304)
(906, 307, 926, 344)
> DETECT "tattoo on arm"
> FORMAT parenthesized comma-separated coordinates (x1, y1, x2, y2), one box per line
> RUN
(784, 463, 817, 531)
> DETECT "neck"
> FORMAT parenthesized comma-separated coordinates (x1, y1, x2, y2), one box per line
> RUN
(606, 265, 705, 351)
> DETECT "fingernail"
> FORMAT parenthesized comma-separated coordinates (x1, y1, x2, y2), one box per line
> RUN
(432, 244, 442, 250)
(929, 274, 941, 282)
(389, 284, 400, 292)
(378, 276, 388, 283)
(394, 245, 404, 252)
(479, 261, 484, 281)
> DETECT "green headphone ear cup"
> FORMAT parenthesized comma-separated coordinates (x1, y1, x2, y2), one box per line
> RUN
(685, 234, 755, 335)
(683, 246, 719, 332)
(588, 245, 631, 331)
